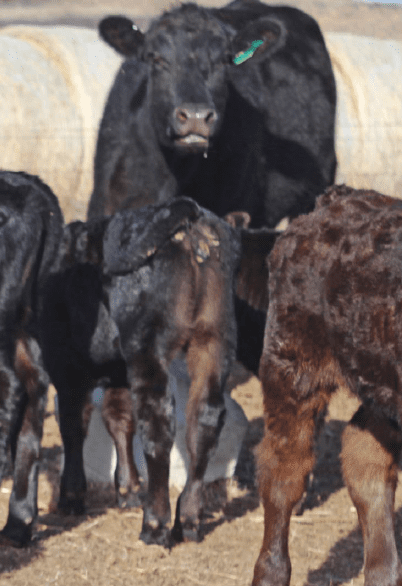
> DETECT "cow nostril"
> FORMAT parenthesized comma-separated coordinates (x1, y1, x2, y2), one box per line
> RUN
(176, 109, 189, 124)
(205, 110, 217, 126)
(173, 105, 217, 139)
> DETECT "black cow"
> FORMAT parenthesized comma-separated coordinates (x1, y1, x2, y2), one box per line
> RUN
(88, 0, 336, 229)
(0, 172, 63, 547)
(41, 198, 240, 546)
(253, 185, 402, 586)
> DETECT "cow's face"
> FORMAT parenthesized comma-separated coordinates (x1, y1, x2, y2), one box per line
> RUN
(143, 10, 231, 153)
(100, 6, 287, 155)
(100, 7, 232, 154)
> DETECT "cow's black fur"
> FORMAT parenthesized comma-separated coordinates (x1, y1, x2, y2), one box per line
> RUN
(224, 211, 279, 373)
(41, 198, 241, 546)
(0, 172, 63, 547)
(88, 0, 336, 229)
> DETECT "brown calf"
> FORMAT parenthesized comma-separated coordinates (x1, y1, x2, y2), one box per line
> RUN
(253, 185, 402, 586)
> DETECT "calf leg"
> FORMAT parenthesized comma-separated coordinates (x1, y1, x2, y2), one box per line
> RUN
(57, 387, 92, 515)
(0, 337, 48, 547)
(341, 405, 402, 586)
(172, 337, 227, 543)
(0, 364, 21, 483)
(252, 351, 334, 586)
(128, 356, 174, 547)
(252, 411, 318, 585)
(102, 386, 141, 508)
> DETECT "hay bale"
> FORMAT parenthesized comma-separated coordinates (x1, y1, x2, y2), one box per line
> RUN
(0, 25, 401, 223)
(0, 25, 122, 221)
(327, 32, 402, 197)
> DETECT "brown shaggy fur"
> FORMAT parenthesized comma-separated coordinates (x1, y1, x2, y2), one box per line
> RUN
(253, 185, 402, 586)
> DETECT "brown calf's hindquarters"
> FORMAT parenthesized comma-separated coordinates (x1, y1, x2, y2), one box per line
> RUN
(253, 185, 402, 586)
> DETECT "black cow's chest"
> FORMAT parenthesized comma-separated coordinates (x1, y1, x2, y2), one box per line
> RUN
(161, 102, 266, 226)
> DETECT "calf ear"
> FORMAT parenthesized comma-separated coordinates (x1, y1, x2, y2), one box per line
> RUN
(224, 211, 251, 229)
(231, 17, 286, 65)
(103, 198, 200, 275)
(99, 16, 145, 57)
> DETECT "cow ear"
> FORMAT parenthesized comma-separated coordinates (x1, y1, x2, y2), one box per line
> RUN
(224, 211, 251, 229)
(99, 16, 145, 57)
(231, 17, 286, 65)
(236, 227, 280, 312)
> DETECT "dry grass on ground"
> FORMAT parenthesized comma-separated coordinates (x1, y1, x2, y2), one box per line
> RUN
(1, 380, 402, 586)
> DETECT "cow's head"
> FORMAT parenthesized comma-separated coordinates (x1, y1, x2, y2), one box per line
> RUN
(99, 4, 286, 155)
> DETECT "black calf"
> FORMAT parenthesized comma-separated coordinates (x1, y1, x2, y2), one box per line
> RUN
(41, 198, 240, 546)
(0, 172, 63, 546)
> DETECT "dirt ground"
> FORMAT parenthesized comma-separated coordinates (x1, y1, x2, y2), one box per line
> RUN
(2, 381, 400, 586)
(1, 1, 402, 585)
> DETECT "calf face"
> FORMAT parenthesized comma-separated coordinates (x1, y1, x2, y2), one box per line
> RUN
(0, 172, 63, 546)
(253, 185, 402, 586)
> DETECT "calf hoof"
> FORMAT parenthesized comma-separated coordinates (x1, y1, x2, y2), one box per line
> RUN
(58, 496, 86, 516)
(117, 487, 142, 509)
(182, 521, 202, 543)
(140, 520, 172, 548)
(171, 518, 201, 544)
(0, 517, 32, 547)
(252, 553, 291, 586)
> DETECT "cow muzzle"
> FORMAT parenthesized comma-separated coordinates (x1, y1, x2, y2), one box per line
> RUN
(172, 103, 218, 152)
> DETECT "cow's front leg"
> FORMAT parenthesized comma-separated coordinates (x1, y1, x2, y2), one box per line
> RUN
(172, 337, 227, 543)
(128, 356, 174, 547)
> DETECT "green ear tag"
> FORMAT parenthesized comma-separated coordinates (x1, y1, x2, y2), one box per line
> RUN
(233, 39, 264, 65)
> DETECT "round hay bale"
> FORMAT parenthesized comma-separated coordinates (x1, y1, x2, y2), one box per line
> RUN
(0, 25, 122, 221)
(327, 32, 402, 197)
(0, 26, 401, 222)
